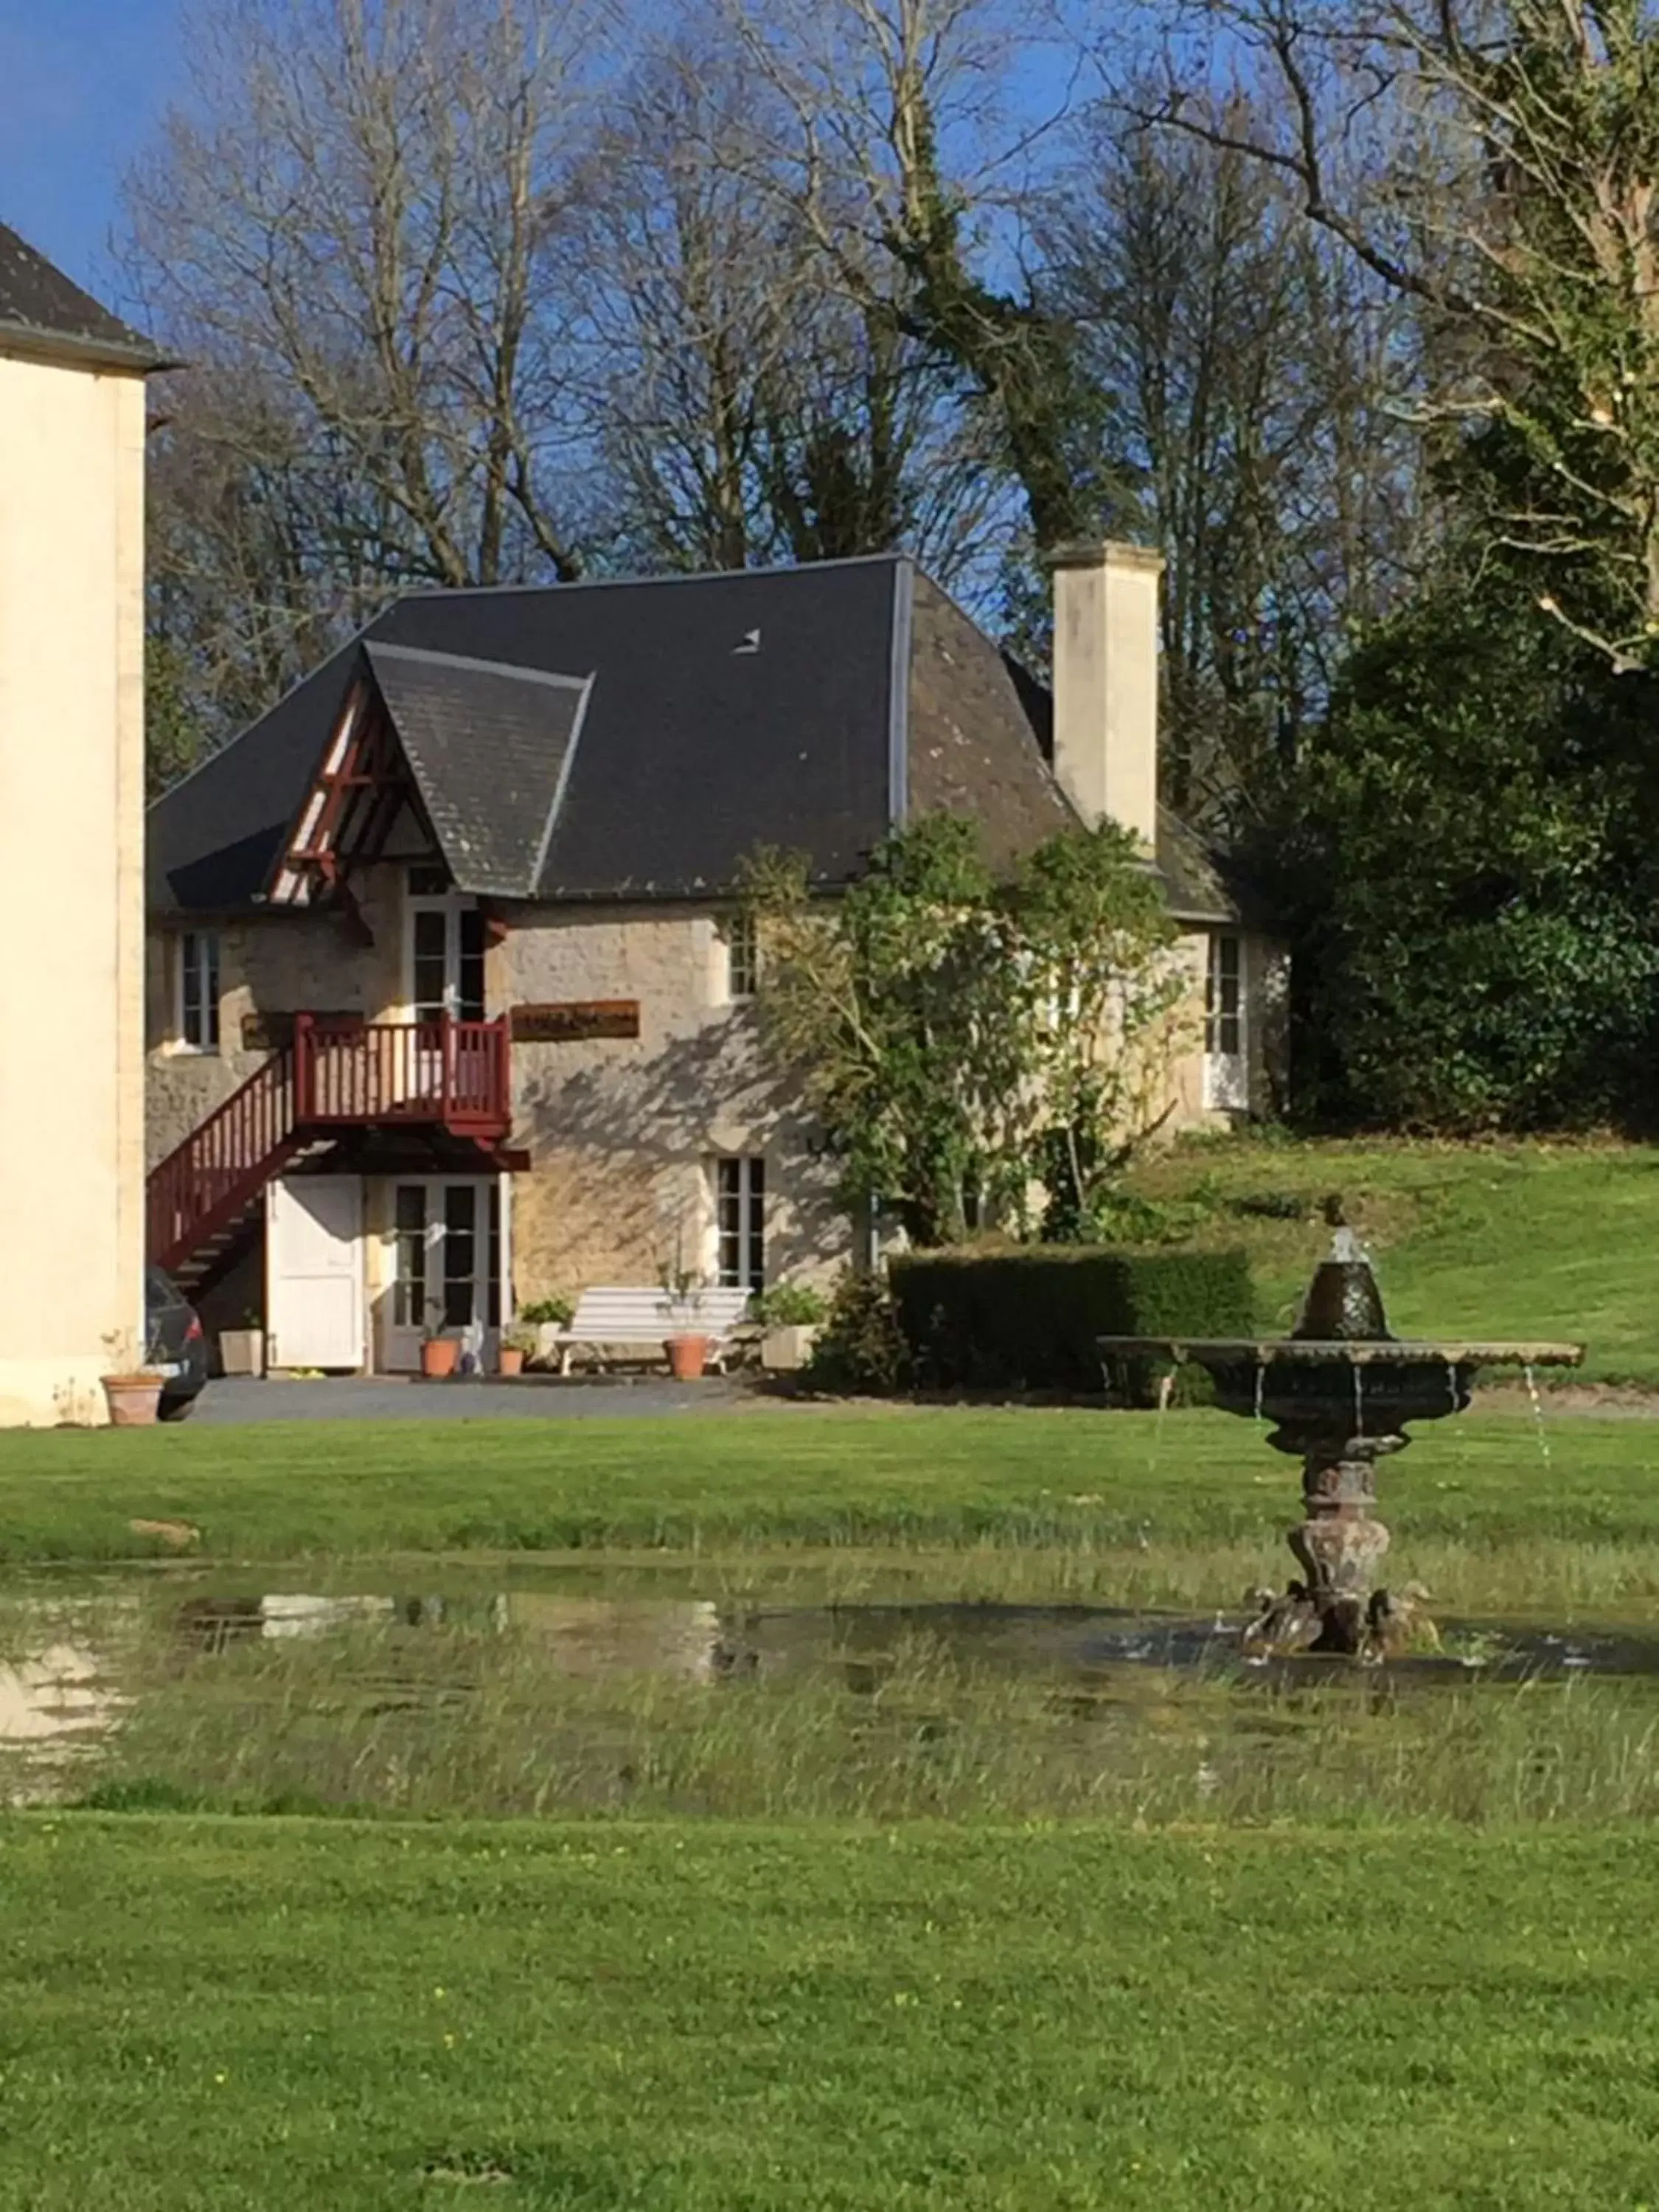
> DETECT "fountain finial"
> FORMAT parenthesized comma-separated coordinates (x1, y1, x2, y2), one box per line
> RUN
(1321, 1192, 1346, 1228)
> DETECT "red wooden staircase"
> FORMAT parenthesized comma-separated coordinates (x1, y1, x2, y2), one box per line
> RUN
(147, 1015, 513, 1281)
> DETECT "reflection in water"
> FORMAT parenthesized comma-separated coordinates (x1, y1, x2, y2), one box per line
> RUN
(3, 1579, 1659, 1812)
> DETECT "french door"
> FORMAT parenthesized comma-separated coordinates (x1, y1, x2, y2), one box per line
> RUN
(383, 1179, 501, 1371)
(403, 870, 487, 1105)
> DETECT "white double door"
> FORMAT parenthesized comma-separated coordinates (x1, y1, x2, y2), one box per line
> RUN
(382, 1178, 503, 1372)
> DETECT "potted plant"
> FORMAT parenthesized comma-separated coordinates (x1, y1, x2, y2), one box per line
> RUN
(750, 1282, 829, 1371)
(658, 1260, 711, 1380)
(420, 1306, 459, 1380)
(220, 1309, 265, 1378)
(519, 1294, 575, 1365)
(498, 1326, 536, 1379)
(99, 1327, 165, 1427)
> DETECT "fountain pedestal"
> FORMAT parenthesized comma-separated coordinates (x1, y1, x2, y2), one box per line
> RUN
(1287, 1434, 1399, 1652)
(1099, 1231, 1584, 1661)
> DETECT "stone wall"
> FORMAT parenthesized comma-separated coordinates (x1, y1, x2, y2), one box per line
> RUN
(502, 905, 843, 1301)
(145, 866, 405, 1166)
(144, 880, 1285, 1314)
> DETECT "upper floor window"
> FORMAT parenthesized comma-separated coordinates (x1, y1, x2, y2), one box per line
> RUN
(178, 931, 220, 1051)
(719, 912, 760, 1001)
(712, 1156, 766, 1290)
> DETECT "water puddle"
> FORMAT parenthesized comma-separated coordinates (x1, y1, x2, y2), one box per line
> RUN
(4, 1578, 1658, 1799)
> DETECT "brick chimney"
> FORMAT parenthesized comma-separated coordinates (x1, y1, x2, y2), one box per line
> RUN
(1048, 540, 1164, 851)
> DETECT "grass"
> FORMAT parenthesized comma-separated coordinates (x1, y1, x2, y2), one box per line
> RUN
(3, 1812, 1659, 2209)
(0, 1403, 1652, 1562)
(3, 1408, 1659, 1634)
(1126, 1130, 1659, 1384)
(66, 1613, 1659, 1827)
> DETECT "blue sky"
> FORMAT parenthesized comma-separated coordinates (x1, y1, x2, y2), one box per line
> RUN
(0, 0, 183, 291)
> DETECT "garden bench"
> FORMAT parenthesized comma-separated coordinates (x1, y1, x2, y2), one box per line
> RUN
(539, 1286, 755, 1375)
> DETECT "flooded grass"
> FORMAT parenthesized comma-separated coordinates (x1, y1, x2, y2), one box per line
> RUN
(30, 1597, 1659, 1829)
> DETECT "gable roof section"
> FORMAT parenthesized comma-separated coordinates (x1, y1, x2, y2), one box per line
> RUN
(0, 223, 167, 372)
(150, 559, 903, 912)
(361, 643, 591, 897)
(147, 552, 1245, 926)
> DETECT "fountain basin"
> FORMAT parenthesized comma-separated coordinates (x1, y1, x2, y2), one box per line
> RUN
(1099, 1276, 1583, 1657)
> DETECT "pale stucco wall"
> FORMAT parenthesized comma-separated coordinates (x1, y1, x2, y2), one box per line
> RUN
(0, 352, 147, 1425)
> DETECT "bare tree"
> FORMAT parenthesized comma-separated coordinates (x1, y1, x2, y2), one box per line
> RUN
(1043, 102, 1425, 813)
(124, 0, 598, 595)
(717, 0, 1134, 557)
(1133, 0, 1659, 668)
(576, 36, 1000, 579)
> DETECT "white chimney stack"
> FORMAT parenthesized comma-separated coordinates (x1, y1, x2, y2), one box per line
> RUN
(1048, 540, 1164, 852)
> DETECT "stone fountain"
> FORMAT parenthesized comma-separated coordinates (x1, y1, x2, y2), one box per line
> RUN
(1099, 1220, 1583, 1655)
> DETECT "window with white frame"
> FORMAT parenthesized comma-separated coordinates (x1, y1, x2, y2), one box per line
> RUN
(178, 931, 221, 1051)
(1205, 934, 1242, 1058)
(713, 1156, 766, 1290)
(719, 912, 759, 1001)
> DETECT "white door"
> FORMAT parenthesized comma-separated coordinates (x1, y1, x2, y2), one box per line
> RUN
(382, 1178, 501, 1372)
(266, 1177, 365, 1370)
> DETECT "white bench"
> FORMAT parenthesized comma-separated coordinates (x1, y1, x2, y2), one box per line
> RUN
(538, 1287, 756, 1375)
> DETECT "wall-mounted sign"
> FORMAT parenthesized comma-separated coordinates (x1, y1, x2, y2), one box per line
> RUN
(510, 1000, 641, 1043)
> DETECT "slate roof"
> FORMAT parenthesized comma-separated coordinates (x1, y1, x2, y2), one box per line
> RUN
(363, 643, 591, 898)
(147, 554, 1243, 925)
(0, 222, 167, 372)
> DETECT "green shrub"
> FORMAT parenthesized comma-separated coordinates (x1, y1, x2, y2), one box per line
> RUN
(750, 1282, 830, 1328)
(889, 1247, 1254, 1402)
(804, 1271, 910, 1393)
(519, 1295, 574, 1326)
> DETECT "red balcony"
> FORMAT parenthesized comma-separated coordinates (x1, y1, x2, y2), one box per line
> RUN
(292, 1013, 510, 1134)
(147, 1014, 513, 1276)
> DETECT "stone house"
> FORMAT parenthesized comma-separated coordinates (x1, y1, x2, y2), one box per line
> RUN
(0, 226, 164, 1425)
(145, 542, 1281, 1373)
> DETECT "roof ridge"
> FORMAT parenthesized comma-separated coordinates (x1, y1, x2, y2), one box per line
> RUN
(392, 549, 912, 602)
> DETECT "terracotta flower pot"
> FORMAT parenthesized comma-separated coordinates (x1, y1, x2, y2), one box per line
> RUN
(497, 1346, 526, 1378)
(420, 1338, 459, 1380)
(101, 1374, 164, 1427)
(664, 1333, 712, 1380)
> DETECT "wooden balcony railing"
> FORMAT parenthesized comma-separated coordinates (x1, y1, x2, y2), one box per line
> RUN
(147, 1014, 513, 1273)
(293, 1015, 510, 1133)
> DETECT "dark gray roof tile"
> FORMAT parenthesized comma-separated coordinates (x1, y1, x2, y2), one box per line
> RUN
(364, 643, 589, 897)
(0, 223, 165, 369)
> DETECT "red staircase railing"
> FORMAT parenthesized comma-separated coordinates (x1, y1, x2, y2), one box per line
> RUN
(147, 1015, 512, 1273)
(147, 1049, 300, 1273)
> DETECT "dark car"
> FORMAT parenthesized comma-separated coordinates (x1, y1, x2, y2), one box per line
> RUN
(145, 1267, 209, 1420)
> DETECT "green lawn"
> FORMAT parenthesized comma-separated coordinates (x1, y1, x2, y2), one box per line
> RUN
(1128, 1133, 1659, 1383)
(0, 1404, 1652, 1565)
(1, 1813, 1655, 2211)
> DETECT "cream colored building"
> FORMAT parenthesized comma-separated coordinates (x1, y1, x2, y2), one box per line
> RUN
(0, 227, 163, 1425)
(145, 546, 1283, 1374)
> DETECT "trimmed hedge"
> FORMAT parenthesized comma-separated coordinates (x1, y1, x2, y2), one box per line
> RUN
(889, 1247, 1255, 1401)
